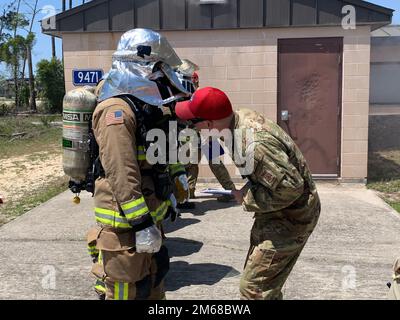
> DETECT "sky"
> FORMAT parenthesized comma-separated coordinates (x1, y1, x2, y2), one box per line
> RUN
(0, 0, 399, 77)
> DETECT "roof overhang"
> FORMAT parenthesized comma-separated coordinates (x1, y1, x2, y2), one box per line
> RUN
(42, 0, 393, 38)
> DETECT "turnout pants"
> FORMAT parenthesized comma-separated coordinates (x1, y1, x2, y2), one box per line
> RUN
(87, 226, 169, 300)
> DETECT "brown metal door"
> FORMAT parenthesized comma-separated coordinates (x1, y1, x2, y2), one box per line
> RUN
(278, 37, 342, 176)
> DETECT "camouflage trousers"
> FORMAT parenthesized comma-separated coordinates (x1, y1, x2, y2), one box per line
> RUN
(186, 161, 235, 195)
(240, 214, 319, 300)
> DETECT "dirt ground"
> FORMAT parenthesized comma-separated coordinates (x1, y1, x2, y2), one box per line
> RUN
(0, 151, 64, 223)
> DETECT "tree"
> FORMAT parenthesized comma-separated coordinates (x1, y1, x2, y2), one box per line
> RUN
(21, 0, 40, 113)
(0, 1, 29, 111)
(36, 58, 65, 113)
(1, 35, 27, 110)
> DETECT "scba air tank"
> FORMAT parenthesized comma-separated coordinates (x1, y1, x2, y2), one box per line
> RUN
(62, 87, 97, 187)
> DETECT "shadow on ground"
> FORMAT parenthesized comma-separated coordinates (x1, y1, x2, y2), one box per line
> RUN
(165, 237, 203, 258)
(163, 217, 201, 234)
(188, 198, 239, 216)
(165, 261, 240, 292)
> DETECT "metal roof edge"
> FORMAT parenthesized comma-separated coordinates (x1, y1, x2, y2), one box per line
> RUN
(41, 0, 393, 36)
(345, 0, 394, 15)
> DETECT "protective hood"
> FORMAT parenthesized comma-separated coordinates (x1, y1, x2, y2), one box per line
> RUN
(177, 59, 199, 77)
(98, 28, 191, 106)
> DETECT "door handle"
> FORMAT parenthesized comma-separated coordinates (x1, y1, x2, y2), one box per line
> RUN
(281, 110, 290, 121)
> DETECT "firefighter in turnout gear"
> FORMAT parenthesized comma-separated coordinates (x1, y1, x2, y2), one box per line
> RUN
(175, 87, 321, 300)
(176, 61, 235, 206)
(87, 29, 191, 300)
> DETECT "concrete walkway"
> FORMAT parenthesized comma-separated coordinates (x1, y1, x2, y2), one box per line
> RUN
(0, 183, 399, 300)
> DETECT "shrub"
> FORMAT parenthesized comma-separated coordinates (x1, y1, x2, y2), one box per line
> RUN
(36, 58, 65, 113)
(18, 83, 30, 109)
(0, 103, 13, 116)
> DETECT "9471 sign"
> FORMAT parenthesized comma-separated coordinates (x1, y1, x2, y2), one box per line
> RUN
(73, 69, 103, 86)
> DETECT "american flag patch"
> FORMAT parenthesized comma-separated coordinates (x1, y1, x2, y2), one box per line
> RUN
(105, 110, 124, 126)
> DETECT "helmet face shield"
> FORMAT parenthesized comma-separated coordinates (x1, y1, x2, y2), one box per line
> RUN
(99, 28, 191, 106)
(160, 63, 192, 96)
(175, 58, 200, 94)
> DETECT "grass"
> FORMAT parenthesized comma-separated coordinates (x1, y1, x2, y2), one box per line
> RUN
(367, 149, 400, 214)
(389, 202, 400, 213)
(0, 176, 69, 225)
(0, 114, 66, 226)
(0, 115, 62, 159)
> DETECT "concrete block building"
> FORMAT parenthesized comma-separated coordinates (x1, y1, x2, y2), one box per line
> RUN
(42, 0, 393, 182)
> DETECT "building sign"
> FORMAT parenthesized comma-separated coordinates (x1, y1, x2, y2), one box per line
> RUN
(73, 69, 103, 86)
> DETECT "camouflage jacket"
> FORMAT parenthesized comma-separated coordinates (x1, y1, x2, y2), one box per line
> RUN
(231, 108, 320, 228)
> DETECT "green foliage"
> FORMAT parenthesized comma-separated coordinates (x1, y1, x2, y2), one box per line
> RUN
(0, 8, 29, 63)
(0, 103, 12, 116)
(368, 179, 400, 194)
(40, 115, 58, 127)
(0, 7, 36, 110)
(0, 115, 62, 159)
(367, 149, 400, 214)
(0, 34, 26, 66)
(390, 202, 400, 213)
(36, 58, 65, 113)
(18, 82, 29, 107)
(0, 10, 29, 44)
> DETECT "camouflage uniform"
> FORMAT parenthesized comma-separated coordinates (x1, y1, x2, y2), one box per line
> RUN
(231, 108, 321, 300)
(185, 132, 235, 197)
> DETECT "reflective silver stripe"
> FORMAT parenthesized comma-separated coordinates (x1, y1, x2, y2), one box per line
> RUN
(123, 201, 148, 215)
(118, 282, 124, 300)
(95, 212, 129, 224)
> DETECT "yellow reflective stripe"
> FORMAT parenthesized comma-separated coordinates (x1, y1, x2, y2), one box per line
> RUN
(121, 196, 149, 220)
(125, 206, 148, 220)
(95, 216, 131, 229)
(114, 282, 120, 300)
(137, 145, 146, 160)
(98, 251, 103, 265)
(88, 247, 99, 256)
(123, 283, 129, 300)
(151, 201, 169, 223)
(114, 282, 128, 300)
(95, 280, 106, 293)
(169, 163, 185, 176)
(95, 285, 106, 293)
(121, 196, 146, 211)
(121, 197, 144, 210)
(95, 207, 131, 229)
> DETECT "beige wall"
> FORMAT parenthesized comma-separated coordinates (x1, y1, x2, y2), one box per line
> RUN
(62, 26, 371, 181)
